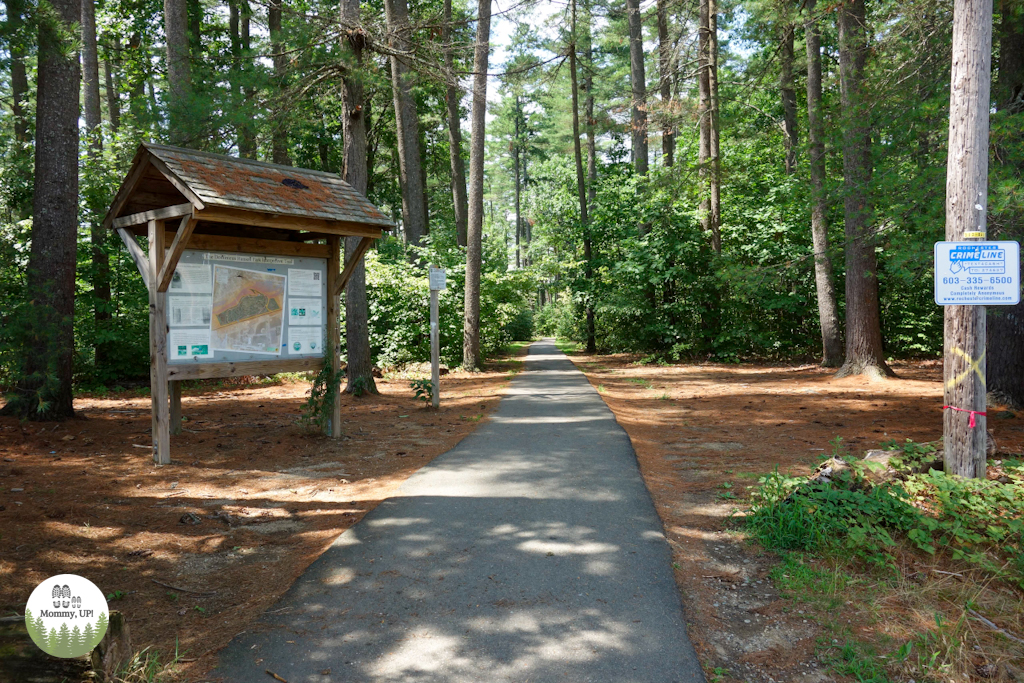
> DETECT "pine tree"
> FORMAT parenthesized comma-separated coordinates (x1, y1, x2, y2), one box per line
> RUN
(47, 627, 58, 653)
(82, 622, 96, 652)
(24, 609, 40, 645)
(70, 624, 84, 657)
(94, 611, 108, 641)
(57, 622, 71, 657)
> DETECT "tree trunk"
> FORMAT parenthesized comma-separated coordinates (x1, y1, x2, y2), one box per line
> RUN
(834, 0, 892, 379)
(626, 0, 648, 178)
(2, 0, 81, 419)
(513, 96, 523, 269)
(657, 0, 674, 166)
(269, 0, 290, 165)
(82, 0, 112, 377)
(187, 0, 201, 56)
(709, 0, 721, 252)
(103, 38, 121, 130)
(463, 0, 490, 371)
(570, 0, 596, 353)
(6, 0, 30, 143)
(780, 23, 798, 174)
(943, 0, 993, 477)
(585, 0, 596, 207)
(164, 0, 191, 143)
(996, 0, 1023, 111)
(698, 0, 721, 253)
(238, 0, 256, 157)
(340, 0, 377, 395)
(385, 0, 428, 248)
(443, 0, 469, 248)
(988, 0, 1024, 408)
(804, 0, 843, 367)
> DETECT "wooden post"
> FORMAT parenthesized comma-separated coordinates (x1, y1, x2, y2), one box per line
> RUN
(326, 236, 342, 438)
(169, 381, 182, 435)
(148, 219, 170, 464)
(430, 279, 440, 409)
(943, 0, 992, 479)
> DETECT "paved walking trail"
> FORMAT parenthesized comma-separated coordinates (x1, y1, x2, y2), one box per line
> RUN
(214, 339, 704, 682)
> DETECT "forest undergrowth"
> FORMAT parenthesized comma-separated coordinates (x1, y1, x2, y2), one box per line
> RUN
(744, 440, 1024, 682)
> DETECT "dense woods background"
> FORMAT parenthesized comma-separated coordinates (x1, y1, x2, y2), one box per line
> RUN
(0, 0, 1021, 417)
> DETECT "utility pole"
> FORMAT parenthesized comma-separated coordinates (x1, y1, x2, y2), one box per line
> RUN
(942, 0, 993, 478)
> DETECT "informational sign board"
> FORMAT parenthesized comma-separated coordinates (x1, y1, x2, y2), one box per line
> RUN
(934, 241, 1020, 306)
(429, 267, 447, 291)
(166, 250, 327, 364)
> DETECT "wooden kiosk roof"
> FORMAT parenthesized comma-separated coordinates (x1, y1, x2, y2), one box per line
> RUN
(103, 143, 394, 239)
(105, 143, 391, 464)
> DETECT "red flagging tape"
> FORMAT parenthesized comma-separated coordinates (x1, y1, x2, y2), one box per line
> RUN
(943, 405, 987, 428)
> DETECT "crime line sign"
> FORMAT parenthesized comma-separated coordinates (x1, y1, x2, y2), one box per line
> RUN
(934, 241, 1020, 306)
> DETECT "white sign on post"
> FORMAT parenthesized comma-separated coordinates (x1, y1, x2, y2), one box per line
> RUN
(429, 267, 447, 291)
(934, 241, 1020, 306)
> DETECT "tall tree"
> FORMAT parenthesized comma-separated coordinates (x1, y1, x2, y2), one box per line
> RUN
(988, 0, 1024, 408)
(804, 0, 843, 367)
(463, 0, 491, 371)
(82, 0, 112, 376)
(779, 23, 798, 174)
(835, 0, 892, 378)
(164, 0, 191, 142)
(443, 0, 469, 247)
(943, 0, 993, 477)
(269, 0, 291, 165)
(569, 0, 595, 352)
(513, 95, 524, 269)
(657, 0, 674, 166)
(341, 0, 377, 394)
(698, 0, 722, 252)
(385, 0, 428, 247)
(103, 38, 121, 130)
(4, 0, 30, 143)
(2, 0, 81, 418)
(626, 0, 648, 177)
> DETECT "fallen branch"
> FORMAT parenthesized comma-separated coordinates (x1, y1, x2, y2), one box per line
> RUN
(266, 670, 288, 682)
(151, 579, 216, 596)
(967, 608, 1024, 645)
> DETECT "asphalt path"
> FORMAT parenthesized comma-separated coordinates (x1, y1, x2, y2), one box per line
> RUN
(213, 339, 705, 683)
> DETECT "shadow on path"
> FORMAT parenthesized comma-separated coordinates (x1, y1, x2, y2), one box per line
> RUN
(212, 339, 705, 683)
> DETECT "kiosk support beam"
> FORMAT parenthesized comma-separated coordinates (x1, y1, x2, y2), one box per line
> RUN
(334, 236, 373, 297)
(326, 236, 343, 438)
(157, 214, 198, 292)
(148, 219, 171, 464)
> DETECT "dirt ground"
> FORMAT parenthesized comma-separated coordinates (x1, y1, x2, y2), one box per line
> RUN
(562, 351, 1024, 683)
(0, 351, 523, 681)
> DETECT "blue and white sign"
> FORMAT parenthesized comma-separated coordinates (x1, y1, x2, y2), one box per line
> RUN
(934, 241, 1020, 306)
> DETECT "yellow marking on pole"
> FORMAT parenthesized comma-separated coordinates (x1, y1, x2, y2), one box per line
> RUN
(945, 347, 986, 389)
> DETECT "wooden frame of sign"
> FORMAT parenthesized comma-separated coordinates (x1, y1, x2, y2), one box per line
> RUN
(102, 144, 392, 464)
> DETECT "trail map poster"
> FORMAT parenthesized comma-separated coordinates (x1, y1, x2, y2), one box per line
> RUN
(211, 266, 285, 354)
(166, 250, 327, 364)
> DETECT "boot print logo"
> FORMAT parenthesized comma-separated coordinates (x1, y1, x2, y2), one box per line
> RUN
(26, 575, 109, 658)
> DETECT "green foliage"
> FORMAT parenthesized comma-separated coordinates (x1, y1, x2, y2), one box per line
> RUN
(299, 364, 340, 433)
(747, 444, 1024, 586)
(410, 378, 433, 403)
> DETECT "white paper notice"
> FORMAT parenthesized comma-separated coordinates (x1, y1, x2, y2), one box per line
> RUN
(169, 296, 212, 327)
(288, 269, 322, 296)
(288, 298, 322, 326)
(169, 264, 213, 294)
(169, 329, 214, 359)
(288, 326, 323, 355)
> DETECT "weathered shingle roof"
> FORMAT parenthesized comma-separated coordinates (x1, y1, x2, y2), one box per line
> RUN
(106, 143, 394, 230)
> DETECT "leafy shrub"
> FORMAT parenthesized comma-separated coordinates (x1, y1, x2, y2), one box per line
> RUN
(746, 447, 1024, 586)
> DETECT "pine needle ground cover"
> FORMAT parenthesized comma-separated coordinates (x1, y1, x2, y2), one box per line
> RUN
(562, 347, 1024, 683)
